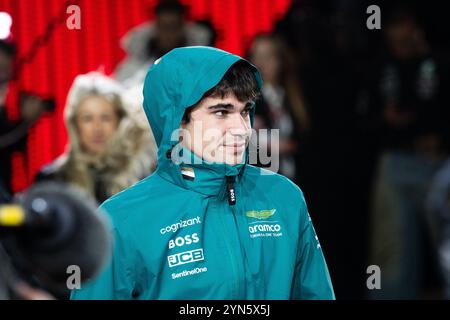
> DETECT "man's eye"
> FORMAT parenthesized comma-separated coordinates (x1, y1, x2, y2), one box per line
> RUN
(214, 110, 227, 117)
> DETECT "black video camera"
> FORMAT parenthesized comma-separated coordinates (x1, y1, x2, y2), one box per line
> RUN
(0, 182, 112, 300)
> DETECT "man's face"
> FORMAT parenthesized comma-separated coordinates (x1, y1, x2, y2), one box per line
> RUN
(180, 93, 254, 165)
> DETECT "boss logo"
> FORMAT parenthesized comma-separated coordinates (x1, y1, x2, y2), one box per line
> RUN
(229, 189, 235, 202)
(168, 233, 199, 249)
(167, 248, 204, 268)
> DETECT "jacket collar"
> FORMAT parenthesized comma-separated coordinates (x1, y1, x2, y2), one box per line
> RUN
(156, 146, 246, 198)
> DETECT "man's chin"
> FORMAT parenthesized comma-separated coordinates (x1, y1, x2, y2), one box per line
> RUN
(222, 152, 245, 166)
(202, 148, 246, 165)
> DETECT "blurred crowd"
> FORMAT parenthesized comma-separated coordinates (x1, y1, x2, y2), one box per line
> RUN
(1, 0, 450, 299)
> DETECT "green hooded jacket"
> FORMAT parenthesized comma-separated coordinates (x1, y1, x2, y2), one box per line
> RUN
(70, 46, 335, 300)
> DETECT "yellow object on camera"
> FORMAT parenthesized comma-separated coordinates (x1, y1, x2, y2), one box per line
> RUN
(0, 205, 25, 227)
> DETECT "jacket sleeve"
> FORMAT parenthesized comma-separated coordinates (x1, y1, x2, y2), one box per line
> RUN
(291, 196, 335, 300)
(70, 224, 136, 300)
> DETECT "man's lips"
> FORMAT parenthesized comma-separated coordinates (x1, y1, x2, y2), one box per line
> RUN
(223, 142, 246, 154)
(223, 142, 246, 148)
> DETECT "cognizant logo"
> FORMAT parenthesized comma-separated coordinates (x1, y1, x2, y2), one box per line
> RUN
(160, 216, 201, 235)
(248, 224, 281, 233)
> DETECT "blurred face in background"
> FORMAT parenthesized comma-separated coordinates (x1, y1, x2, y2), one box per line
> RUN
(0, 50, 13, 86)
(385, 15, 425, 60)
(75, 95, 120, 155)
(156, 11, 184, 53)
(249, 38, 281, 85)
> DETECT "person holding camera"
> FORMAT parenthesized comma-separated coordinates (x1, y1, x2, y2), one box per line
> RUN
(0, 39, 45, 199)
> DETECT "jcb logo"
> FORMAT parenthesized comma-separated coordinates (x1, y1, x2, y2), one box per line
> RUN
(168, 233, 199, 249)
(167, 248, 204, 268)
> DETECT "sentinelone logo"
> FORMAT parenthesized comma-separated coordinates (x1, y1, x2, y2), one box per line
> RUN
(160, 216, 201, 234)
(172, 267, 208, 280)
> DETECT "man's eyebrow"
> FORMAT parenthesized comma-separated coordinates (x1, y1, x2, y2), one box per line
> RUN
(207, 103, 234, 110)
(207, 102, 255, 110)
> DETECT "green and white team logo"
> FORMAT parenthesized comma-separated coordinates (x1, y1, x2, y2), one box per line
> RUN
(245, 209, 276, 220)
(246, 209, 282, 239)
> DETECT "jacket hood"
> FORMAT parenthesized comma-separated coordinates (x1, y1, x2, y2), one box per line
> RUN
(142, 46, 262, 195)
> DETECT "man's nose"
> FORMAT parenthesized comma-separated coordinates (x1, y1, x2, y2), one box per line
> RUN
(228, 113, 251, 137)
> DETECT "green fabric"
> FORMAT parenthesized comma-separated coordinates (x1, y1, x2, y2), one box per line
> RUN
(70, 46, 335, 300)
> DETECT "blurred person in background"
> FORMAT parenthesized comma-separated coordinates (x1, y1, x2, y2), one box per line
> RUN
(0, 39, 16, 200)
(426, 159, 450, 299)
(0, 25, 58, 300)
(364, 4, 448, 299)
(248, 33, 310, 183)
(35, 72, 157, 204)
(0, 39, 45, 200)
(273, 0, 372, 298)
(114, 0, 214, 88)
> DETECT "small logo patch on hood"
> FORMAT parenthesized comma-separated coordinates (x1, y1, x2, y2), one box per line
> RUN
(246, 209, 276, 220)
(181, 167, 195, 181)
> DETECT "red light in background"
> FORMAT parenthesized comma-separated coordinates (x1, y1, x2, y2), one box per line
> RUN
(0, 0, 292, 192)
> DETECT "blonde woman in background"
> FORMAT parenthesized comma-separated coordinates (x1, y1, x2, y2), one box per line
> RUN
(36, 72, 157, 204)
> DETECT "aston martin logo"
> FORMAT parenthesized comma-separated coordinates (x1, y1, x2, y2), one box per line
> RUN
(246, 209, 276, 220)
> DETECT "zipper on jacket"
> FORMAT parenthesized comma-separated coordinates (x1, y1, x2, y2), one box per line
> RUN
(215, 174, 245, 298)
(228, 187, 249, 299)
(224, 175, 247, 298)
(217, 202, 240, 298)
(226, 175, 236, 206)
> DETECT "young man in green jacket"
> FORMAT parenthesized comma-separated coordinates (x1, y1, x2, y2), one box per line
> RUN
(71, 46, 335, 300)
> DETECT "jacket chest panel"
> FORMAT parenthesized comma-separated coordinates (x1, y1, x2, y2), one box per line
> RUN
(137, 194, 297, 299)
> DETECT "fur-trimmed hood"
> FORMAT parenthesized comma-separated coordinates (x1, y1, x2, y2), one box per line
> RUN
(39, 72, 157, 202)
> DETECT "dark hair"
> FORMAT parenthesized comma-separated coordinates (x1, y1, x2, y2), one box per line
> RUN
(0, 40, 16, 58)
(155, 0, 187, 16)
(183, 60, 260, 123)
(384, 2, 419, 27)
